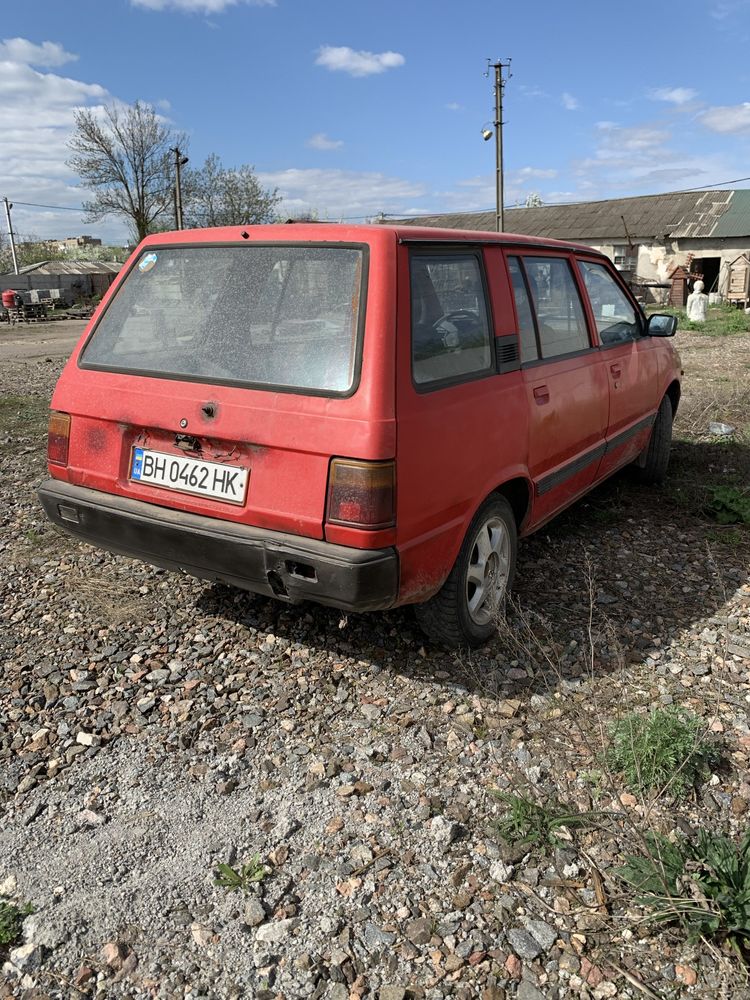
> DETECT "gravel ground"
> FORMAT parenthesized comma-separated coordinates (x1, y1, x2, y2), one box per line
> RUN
(1, 332, 750, 1000)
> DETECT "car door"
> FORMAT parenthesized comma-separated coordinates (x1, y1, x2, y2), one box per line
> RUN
(576, 258, 660, 479)
(508, 253, 609, 526)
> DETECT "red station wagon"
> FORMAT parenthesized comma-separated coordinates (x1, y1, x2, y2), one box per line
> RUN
(39, 224, 681, 647)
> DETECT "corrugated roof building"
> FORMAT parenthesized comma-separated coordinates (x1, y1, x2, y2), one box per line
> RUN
(393, 189, 750, 299)
(0, 259, 123, 303)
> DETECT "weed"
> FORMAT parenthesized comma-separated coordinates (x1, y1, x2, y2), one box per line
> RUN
(706, 527, 745, 547)
(0, 898, 33, 948)
(652, 303, 750, 337)
(491, 790, 606, 849)
(707, 485, 750, 526)
(213, 855, 269, 892)
(618, 828, 750, 957)
(0, 395, 49, 452)
(607, 707, 720, 798)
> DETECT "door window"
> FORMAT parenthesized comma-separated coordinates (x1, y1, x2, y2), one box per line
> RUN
(508, 256, 539, 363)
(522, 257, 590, 358)
(578, 261, 641, 345)
(410, 254, 493, 386)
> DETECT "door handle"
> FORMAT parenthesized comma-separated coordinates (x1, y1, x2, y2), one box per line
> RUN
(610, 364, 622, 378)
(533, 385, 550, 405)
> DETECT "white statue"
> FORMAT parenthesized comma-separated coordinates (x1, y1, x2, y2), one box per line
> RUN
(686, 279, 708, 323)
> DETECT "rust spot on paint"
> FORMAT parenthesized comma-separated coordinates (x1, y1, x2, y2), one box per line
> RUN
(86, 427, 108, 452)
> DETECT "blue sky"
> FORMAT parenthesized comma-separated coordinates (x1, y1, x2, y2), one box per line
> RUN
(3, 0, 750, 243)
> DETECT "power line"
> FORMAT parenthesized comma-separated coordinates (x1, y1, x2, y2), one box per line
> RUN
(11, 200, 86, 212)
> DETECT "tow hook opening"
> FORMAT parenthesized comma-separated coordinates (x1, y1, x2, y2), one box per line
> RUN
(286, 561, 317, 581)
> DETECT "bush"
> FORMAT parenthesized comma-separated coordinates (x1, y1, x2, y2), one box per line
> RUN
(607, 707, 720, 798)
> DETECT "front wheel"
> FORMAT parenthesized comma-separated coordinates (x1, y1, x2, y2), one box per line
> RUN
(414, 496, 517, 649)
(633, 395, 673, 485)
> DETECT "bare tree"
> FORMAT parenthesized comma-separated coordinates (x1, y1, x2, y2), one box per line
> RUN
(185, 154, 280, 228)
(68, 102, 185, 242)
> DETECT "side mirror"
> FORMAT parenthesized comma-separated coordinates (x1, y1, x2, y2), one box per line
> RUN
(646, 313, 677, 337)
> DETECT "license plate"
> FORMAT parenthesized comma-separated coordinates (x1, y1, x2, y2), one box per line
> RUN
(131, 448, 248, 504)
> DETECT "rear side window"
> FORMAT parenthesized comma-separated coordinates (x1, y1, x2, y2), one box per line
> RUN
(523, 257, 590, 358)
(410, 253, 493, 387)
(80, 245, 365, 395)
(578, 260, 641, 345)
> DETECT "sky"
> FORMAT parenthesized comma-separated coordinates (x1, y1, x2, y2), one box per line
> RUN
(3, 0, 750, 244)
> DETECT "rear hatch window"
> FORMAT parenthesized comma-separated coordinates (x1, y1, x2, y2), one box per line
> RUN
(80, 244, 366, 395)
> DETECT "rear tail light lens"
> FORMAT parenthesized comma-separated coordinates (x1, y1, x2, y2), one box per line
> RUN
(47, 411, 71, 466)
(326, 459, 395, 529)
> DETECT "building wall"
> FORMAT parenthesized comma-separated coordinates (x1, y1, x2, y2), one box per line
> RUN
(578, 237, 750, 297)
(0, 271, 118, 303)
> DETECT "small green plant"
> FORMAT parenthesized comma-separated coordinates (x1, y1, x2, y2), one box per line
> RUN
(0, 899, 33, 947)
(214, 854, 269, 892)
(706, 526, 744, 546)
(607, 707, 720, 798)
(707, 485, 750, 526)
(618, 828, 750, 957)
(492, 791, 605, 848)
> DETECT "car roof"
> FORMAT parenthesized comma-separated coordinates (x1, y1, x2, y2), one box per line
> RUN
(139, 223, 605, 258)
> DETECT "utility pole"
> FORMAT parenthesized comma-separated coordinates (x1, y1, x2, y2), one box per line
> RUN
(487, 59, 512, 232)
(171, 147, 189, 230)
(3, 197, 19, 275)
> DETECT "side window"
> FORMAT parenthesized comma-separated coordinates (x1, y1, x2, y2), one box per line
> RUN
(523, 257, 590, 359)
(508, 257, 539, 363)
(410, 253, 493, 386)
(578, 260, 641, 345)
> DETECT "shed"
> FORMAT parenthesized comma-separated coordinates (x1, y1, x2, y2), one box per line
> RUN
(0, 260, 122, 305)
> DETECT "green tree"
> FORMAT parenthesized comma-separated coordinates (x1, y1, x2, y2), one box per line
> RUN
(67, 102, 184, 242)
(185, 154, 280, 228)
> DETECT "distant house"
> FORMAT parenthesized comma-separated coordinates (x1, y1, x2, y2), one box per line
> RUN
(61, 235, 103, 250)
(393, 189, 750, 302)
(0, 259, 122, 305)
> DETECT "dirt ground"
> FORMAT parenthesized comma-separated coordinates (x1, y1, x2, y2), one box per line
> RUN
(0, 319, 86, 362)
(0, 326, 749, 999)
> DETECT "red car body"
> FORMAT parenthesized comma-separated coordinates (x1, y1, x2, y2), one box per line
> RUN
(39, 224, 681, 642)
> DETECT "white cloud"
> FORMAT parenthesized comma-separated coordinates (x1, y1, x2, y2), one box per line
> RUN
(256, 168, 425, 218)
(711, 0, 750, 19)
(131, 0, 275, 11)
(595, 125, 671, 156)
(307, 132, 344, 151)
(650, 86, 698, 105)
(699, 102, 750, 133)
(561, 92, 579, 111)
(0, 38, 77, 67)
(519, 84, 548, 99)
(315, 45, 405, 77)
(445, 101, 463, 111)
(0, 39, 129, 243)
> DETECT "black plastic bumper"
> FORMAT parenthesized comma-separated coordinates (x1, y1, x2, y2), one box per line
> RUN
(38, 480, 399, 613)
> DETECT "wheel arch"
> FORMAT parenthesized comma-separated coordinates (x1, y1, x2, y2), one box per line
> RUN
(665, 379, 681, 416)
(492, 476, 532, 533)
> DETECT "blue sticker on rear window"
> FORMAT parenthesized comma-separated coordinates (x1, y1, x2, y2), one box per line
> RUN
(138, 252, 158, 273)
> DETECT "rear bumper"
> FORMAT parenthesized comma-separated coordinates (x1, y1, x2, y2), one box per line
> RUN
(38, 480, 399, 613)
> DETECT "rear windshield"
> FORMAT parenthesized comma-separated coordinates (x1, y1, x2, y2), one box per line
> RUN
(81, 244, 365, 394)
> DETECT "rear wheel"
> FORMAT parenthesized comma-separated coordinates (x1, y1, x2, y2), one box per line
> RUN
(633, 395, 673, 485)
(414, 496, 517, 648)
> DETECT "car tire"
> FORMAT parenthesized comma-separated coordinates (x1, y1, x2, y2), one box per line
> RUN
(414, 495, 517, 649)
(633, 395, 673, 485)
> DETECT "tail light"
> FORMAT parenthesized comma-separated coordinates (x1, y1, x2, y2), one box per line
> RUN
(47, 411, 71, 466)
(326, 459, 395, 529)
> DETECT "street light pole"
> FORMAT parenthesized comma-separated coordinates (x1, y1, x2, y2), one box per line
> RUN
(171, 147, 189, 230)
(3, 197, 20, 275)
(490, 59, 512, 232)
